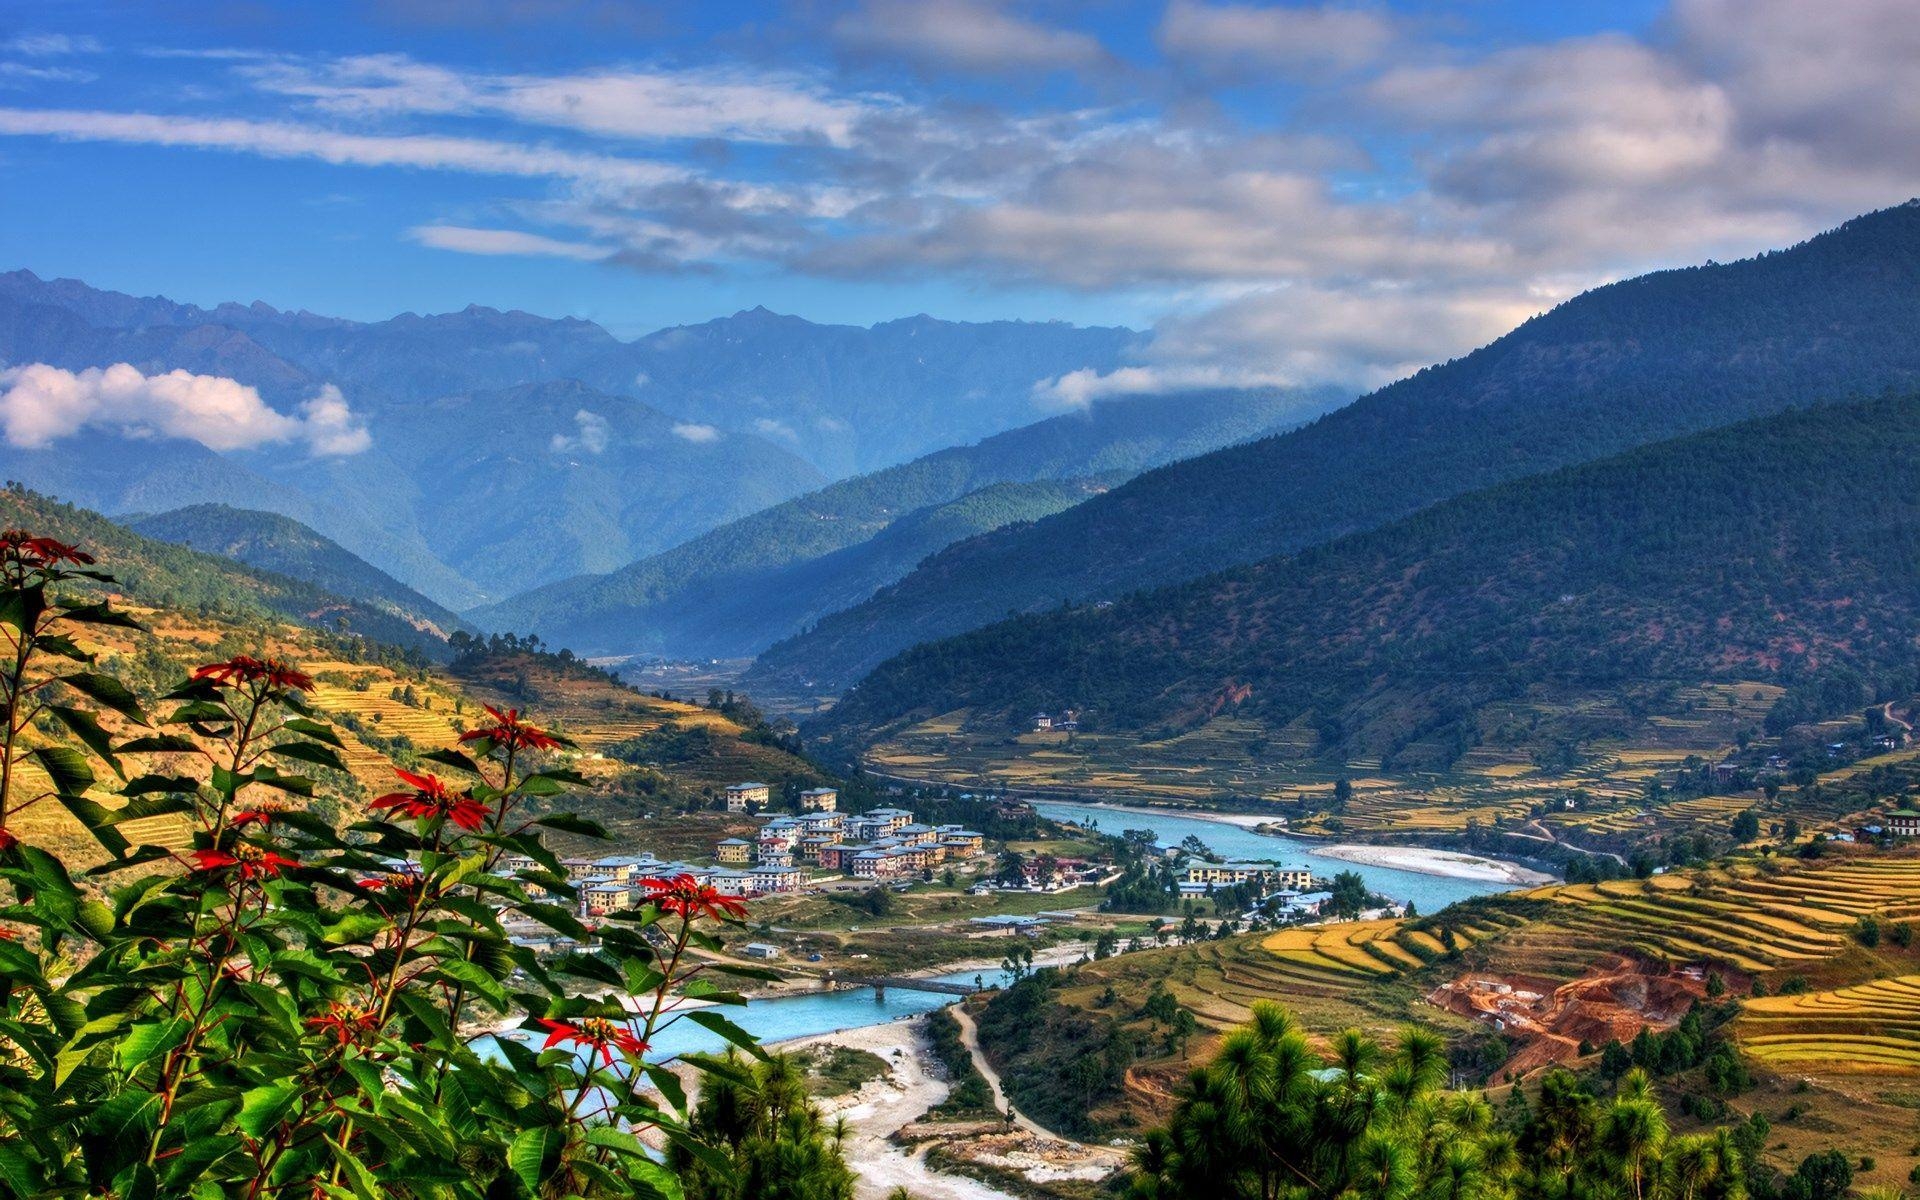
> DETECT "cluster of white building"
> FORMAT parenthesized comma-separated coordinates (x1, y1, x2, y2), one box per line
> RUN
(548, 851, 807, 917)
(717, 797, 988, 883)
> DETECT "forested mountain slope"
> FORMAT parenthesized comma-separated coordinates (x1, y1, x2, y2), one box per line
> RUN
(0, 488, 453, 658)
(480, 385, 1332, 657)
(819, 390, 1920, 770)
(128, 503, 469, 639)
(755, 201, 1920, 693)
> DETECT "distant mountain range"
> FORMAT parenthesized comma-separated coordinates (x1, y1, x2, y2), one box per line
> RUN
(752, 201, 1920, 695)
(0, 488, 454, 659)
(819, 389, 1920, 768)
(0, 269, 1138, 605)
(480, 384, 1340, 659)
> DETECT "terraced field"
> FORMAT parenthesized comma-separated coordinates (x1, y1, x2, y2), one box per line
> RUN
(1740, 975, 1920, 1070)
(1257, 911, 1532, 991)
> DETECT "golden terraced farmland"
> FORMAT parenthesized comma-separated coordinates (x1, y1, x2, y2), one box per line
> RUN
(1740, 974, 1920, 1070)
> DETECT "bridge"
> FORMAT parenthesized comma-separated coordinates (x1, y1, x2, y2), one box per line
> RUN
(822, 972, 982, 998)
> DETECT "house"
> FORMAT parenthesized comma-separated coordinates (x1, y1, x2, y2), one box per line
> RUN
(939, 831, 985, 858)
(583, 882, 635, 916)
(709, 868, 755, 897)
(757, 848, 796, 869)
(725, 782, 770, 812)
(1765, 754, 1791, 771)
(740, 942, 782, 960)
(560, 856, 602, 881)
(748, 864, 804, 894)
(716, 838, 752, 865)
(1711, 762, 1740, 786)
(895, 823, 939, 847)
(817, 843, 860, 872)
(1182, 861, 1314, 891)
(865, 807, 915, 835)
(800, 787, 838, 812)
(801, 812, 844, 834)
(798, 835, 835, 864)
(593, 854, 655, 884)
(1286, 891, 1334, 915)
(1888, 809, 1920, 838)
(1032, 712, 1054, 731)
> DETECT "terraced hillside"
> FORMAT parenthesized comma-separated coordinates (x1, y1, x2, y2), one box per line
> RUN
(1740, 975, 1920, 1071)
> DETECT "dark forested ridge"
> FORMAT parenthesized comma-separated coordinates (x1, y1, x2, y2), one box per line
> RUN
(819, 390, 1920, 768)
(479, 384, 1333, 658)
(755, 201, 1920, 693)
(0, 487, 452, 658)
(128, 503, 470, 638)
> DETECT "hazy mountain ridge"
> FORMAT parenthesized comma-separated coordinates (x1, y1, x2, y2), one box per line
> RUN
(0, 487, 454, 659)
(819, 389, 1920, 767)
(752, 202, 1920, 693)
(127, 503, 471, 639)
(480, 384, 1336, 657)
(0, 270, 1138, 605)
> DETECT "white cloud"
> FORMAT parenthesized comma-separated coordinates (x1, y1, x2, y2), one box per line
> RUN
(245, 54, 893, 147)
(0, 107, 686, 189)
(834, 0, 1112, 76)
(2, 34, 103, 56)
(409, 224, 613, 261)
(550, 408, 611, 454)
(752, 417, 798, 441)
(1159, 2, 1397, 77)
(671, 422, 720, 443)
(0, 363, 371, 456)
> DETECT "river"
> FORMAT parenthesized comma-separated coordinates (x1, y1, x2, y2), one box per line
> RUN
(502, 803, 1531, 1061)
(1029, 799, 1521, 913)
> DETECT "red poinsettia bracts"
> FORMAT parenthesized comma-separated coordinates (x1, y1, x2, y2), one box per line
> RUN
(190, 844, 297, 880)
(193, 655, 315, 692)
(641, 873, 749, 921)
(229, 809, 276, 830)
(370, 769, 492, 830)
(0, 827, 17, 852)
(305, 1004, 382, 1048)
(535, 1017, 648, 1066)
(459, 704, 561, 752)
(0, 529, 95, 568)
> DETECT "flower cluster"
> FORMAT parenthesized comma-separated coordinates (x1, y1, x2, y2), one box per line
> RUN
(370, 769, 492, 831)
(460, 704, 561, 752)
(193, 655, 316, 692)
(642, 873, 749, 921)
(190, 843, 298, 881)
(0, 528, 94, 569)
(304, 1003, 382, 1048)
(535, 1017, 649, 1066)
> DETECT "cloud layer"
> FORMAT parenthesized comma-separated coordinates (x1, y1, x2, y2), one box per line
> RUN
(0, 363, 372, 456)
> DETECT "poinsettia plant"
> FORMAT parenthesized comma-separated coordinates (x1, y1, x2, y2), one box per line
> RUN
(0, 531, 786, 1199)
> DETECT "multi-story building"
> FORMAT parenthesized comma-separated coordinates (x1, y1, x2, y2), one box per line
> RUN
(716, 838, 752, 864)
(725, 782, 770, 812)
(800, 787, 838, 812)
(748, 864, 804, 894)
(798, 835, 835, 864)
(865, 807, 914, 835)
(709, 868, 755, 897)
(1181, 861, 1314, 890)
(583, 882, 635, 916)
(938, 830, 985, 858)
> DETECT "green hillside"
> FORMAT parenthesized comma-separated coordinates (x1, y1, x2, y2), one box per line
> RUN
(0, 487, 452, 659)
(129, 503, 470, 638)
(819, 390, 1920, 769)
(478, 385, 1327, 657)
(754, 202, 1920, 693)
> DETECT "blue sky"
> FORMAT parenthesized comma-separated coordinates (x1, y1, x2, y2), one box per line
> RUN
(0, 0, 1913, 394)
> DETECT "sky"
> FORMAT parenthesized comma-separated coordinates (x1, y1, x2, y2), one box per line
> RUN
(1, 0, 1916, 399)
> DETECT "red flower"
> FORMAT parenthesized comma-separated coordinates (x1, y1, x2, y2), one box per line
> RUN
(193, 655, 315, 692)
(190, 844, 297, 880)
(535, 1016, 648, 1066)
(0, 529, 94, 568)
(305, 1003, 382, 1048)
(0, 827, 17, 852)
(641, 873, 749, 921)
(370, 769, 492, 830)
(459, 704, 560, 752)
(230, 809, 277, 830)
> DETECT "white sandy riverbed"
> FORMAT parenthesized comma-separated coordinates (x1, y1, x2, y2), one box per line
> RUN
(1313, 844, 1553, 885)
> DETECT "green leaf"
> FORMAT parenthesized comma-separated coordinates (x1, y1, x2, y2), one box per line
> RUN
(685, 1010, 766, 1058)
(507, 1127, 553, 1195)
(280, 716, 343, 747)
(235, 1081, 301, 1138)
(531, 812, 607, 838)
(29, 744, 93, 796)
(61, 601, 143, 630)
(117, 735, 200, 755)
(267, 740, 346, 772)
(420, 748, 480, 775)
(49, 705, 122, 777)
(57, 671, 148, 722)
(53, 793, 129, 857)
(116, 1019, 190, 1072)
